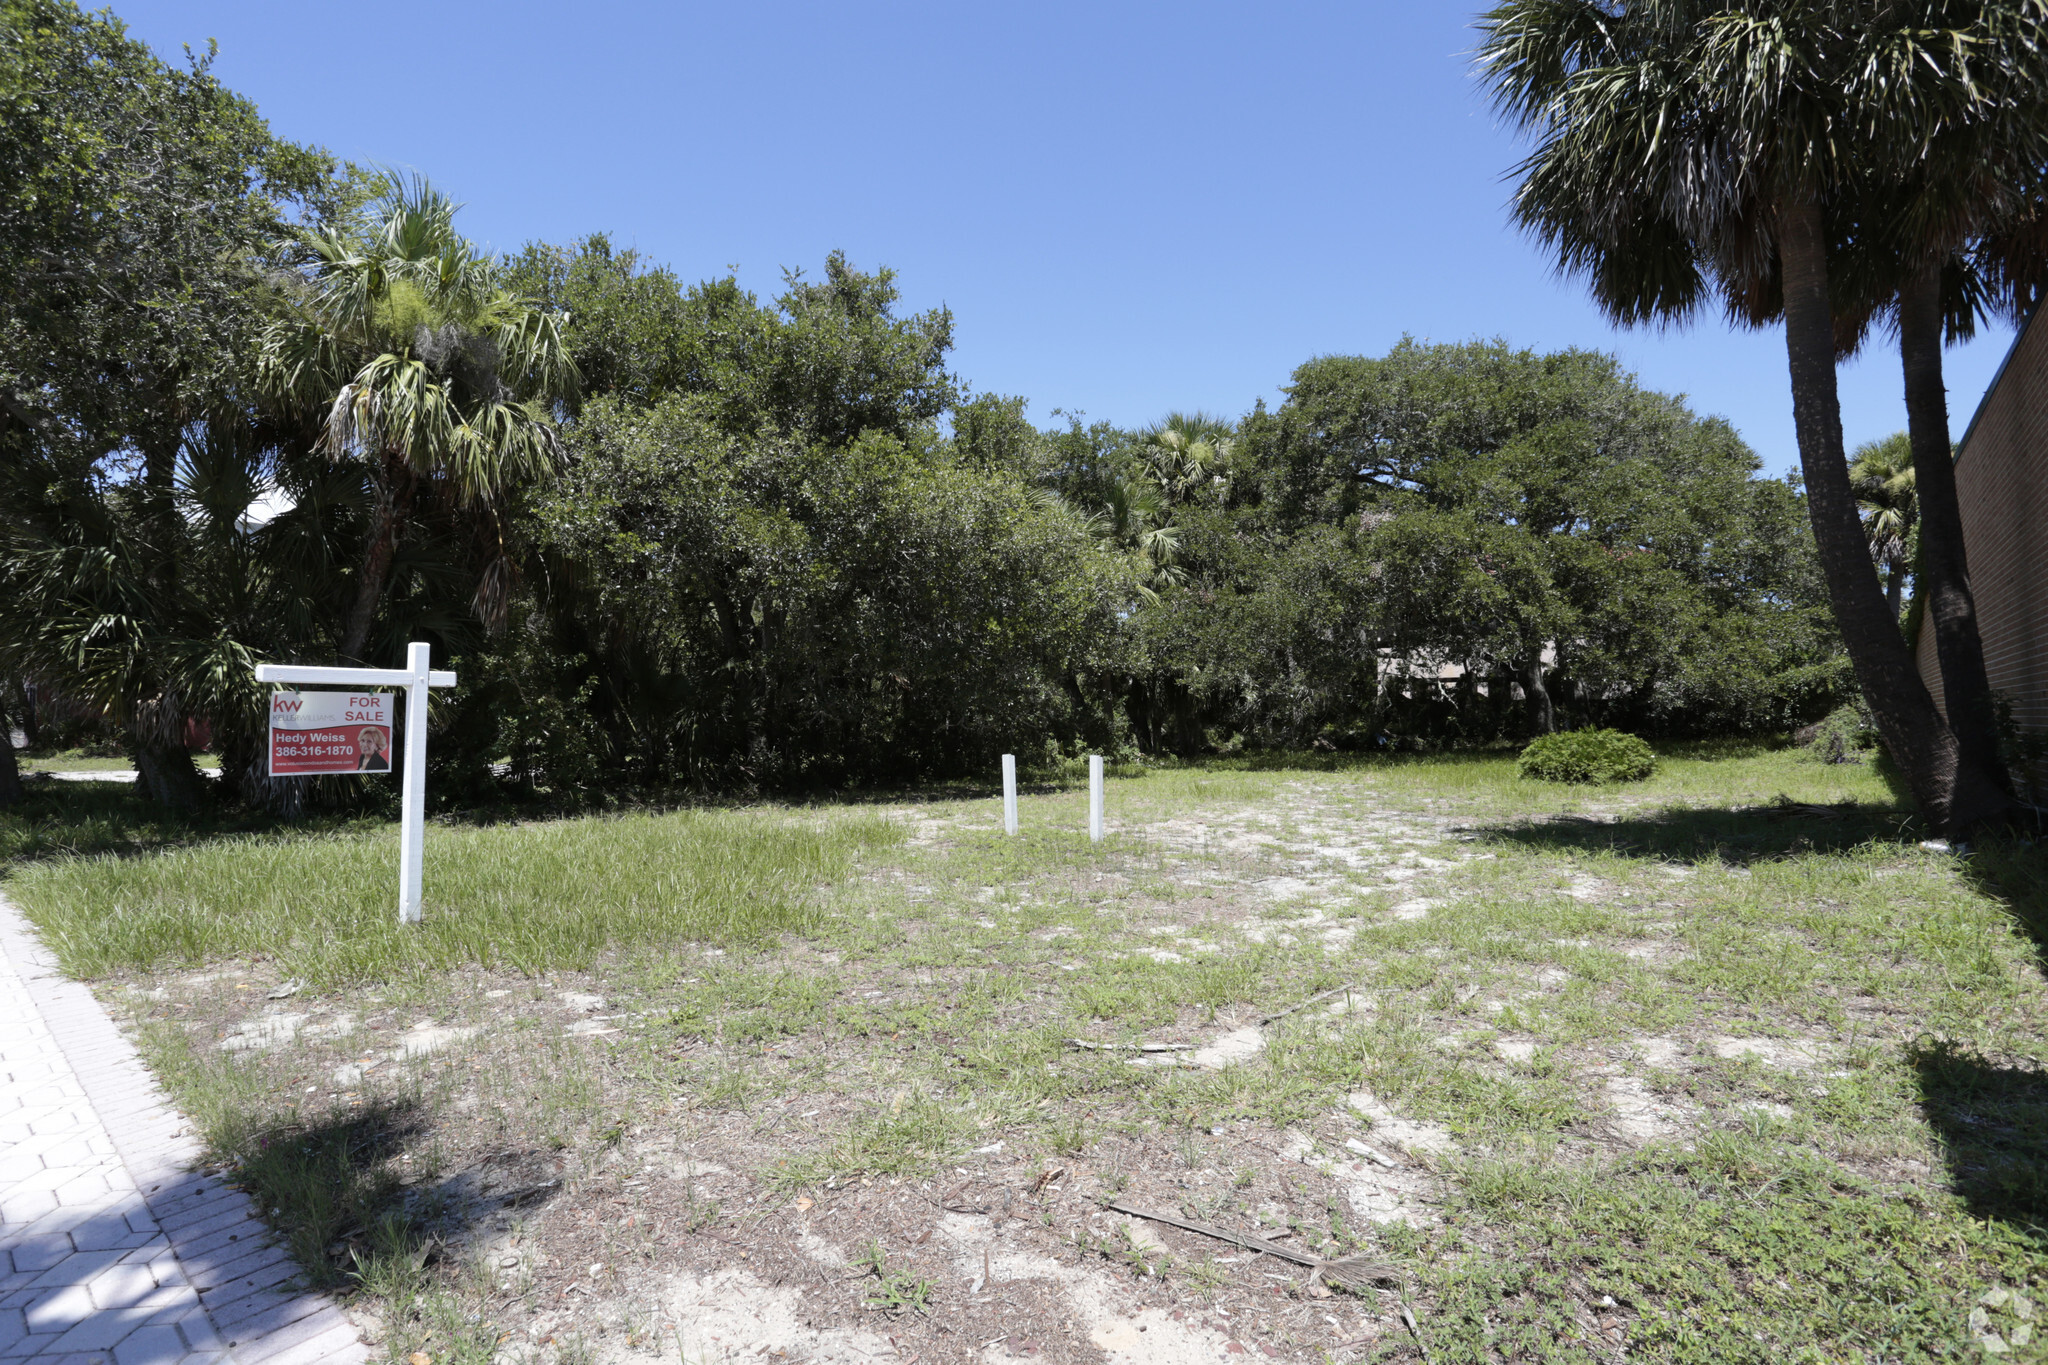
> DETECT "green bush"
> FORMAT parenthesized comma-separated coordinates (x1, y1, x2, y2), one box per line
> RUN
(1517, 729, 1658, 784)
(1805, 703, 1876, 765)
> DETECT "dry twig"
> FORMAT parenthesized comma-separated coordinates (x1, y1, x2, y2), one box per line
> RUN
(1105, 1201, 1401, 1293)
(1260, 983, 1361, 1026)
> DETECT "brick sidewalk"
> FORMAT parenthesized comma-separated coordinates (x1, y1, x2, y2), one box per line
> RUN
(0, 893, 367, 1365)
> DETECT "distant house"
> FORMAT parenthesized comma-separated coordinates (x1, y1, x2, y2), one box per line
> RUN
(1915, 303, 2046, 787)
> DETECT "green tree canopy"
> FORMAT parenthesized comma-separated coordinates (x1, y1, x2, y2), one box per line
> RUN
(506, 238, 956, 443)
(0, 0, 342, 806)
(259, 176, 578, 662)
(430, 241, 1127, 792)
(1134, 340, 1837, 748)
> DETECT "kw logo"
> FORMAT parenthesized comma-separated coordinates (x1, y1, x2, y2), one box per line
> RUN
(273, 696, 303, 715)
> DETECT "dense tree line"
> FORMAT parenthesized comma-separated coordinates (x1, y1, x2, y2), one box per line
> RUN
(30, 0, 2023, 819)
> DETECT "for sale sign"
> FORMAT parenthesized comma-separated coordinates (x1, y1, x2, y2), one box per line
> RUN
(269, 691, 394, 776)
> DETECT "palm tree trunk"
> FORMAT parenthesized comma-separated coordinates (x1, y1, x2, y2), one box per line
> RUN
(0, 698, 23, 808)
(1897, 263, 2014, 831)
(339, 512, 397, 664)
(338, 454, 416, 663)
(133, 739, 207, 811)
(1886, 573, 1903, 621)
(1776, 200, 1971, 830)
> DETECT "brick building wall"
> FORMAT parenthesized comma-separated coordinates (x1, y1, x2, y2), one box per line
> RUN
(1916, 305, 2048, 793)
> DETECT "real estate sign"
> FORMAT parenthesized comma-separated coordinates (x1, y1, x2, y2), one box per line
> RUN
(268, 691, 394, 775)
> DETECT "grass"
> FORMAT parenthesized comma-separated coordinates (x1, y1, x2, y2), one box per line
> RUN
(0, 779, 364, 862)
(10, 805, 903, 983)
(8, 740, 2048, 1362)
(1427, 1136, 2041, 1362)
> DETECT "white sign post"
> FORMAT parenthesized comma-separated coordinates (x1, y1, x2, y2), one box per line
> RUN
(1001, 754, 1018, 836)
(1088, 754, 1104, 843)
(256, 642, 456, 925)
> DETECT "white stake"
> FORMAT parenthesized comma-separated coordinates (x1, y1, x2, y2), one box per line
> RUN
(1088, 754, 1104, 842)
(397, 642, 433, 923)
(1001, 754, 1018, 835)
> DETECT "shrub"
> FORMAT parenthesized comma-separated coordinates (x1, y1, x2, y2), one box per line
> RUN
(1517, 729, 1657, 784)
(1804, 703, 1876, 765)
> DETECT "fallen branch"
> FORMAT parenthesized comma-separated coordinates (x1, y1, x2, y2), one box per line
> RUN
(1260, 983, 1361, 1026)
(1400, 1301, 1429, 1360)
(1105, 1201, 1401, 1292)
(932, 1178, 985, 1214)
(1065, 1040, 1193, 1053)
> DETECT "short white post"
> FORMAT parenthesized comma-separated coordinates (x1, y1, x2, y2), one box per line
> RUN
(397, 642, 432, 924)
(1088, 754, 1104, 843)
(1001, 754, 1018, 835)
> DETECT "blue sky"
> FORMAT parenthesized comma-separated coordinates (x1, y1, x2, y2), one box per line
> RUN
(118, 0, 2017, 478)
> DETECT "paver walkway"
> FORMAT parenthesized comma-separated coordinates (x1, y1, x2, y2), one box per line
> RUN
(0, 893, 366, 1365)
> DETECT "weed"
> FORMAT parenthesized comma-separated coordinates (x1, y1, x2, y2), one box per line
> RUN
(853, 1241, 933, 1315)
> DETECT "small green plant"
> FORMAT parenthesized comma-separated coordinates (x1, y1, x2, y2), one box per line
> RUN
(347, 1211, 432, 1297)
(1051, 1114, 1092, 1155)
(1517, 729, 1657, 784)
(853, 1241, 933, 1315)
(1111, 1223, 1164, 1277)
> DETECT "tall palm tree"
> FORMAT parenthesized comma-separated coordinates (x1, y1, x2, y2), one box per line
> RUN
(1830, 5, 2048, 808)
(1848, 433, 1917, 619)
(1478, 0, 2020, 834)
(258, 175, 577, 661)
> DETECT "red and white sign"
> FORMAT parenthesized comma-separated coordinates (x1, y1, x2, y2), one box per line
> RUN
(268, 691, 394, 776)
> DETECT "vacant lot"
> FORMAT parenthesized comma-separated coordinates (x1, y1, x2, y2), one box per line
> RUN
(6, 745, 2048, 1364)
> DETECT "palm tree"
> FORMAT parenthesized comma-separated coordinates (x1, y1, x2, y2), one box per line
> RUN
(1478, 0, 2021, 834)
(1848, 433, 1917, 619)
(1083, 473, 1185, 601)
(1136, 413, 1235, 505)
(1875, 58, 2048, 802)
(258, 175, 577, 662)
(1826, 5, 2048, 810)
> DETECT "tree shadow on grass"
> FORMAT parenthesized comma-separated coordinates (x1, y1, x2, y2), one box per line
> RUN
(1910, 1037, 2048, 1239)
(1473, 797, 1916, 867)
(218, 1096, 563, 1292)
(1952, 837, 2048, 989)
(0, 779, 385, 867)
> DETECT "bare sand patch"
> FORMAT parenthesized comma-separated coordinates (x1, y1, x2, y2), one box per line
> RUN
(635, 1266, 892, 1365)
(1193, 1025, 1267, 1070)
(1711, 1036, 1835, 1070)
(1604, 1076, 1689, 1143)
(1630, 1036, 1685, 1069)
(1346, 1092, 1455, 1155)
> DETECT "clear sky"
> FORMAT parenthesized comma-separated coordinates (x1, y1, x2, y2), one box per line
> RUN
(115, 0, 2018, 478)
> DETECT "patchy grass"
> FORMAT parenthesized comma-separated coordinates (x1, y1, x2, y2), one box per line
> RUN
(7, 742, 2048, 1363)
